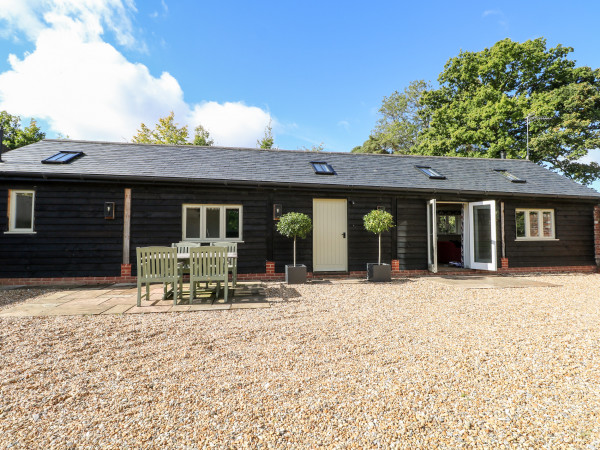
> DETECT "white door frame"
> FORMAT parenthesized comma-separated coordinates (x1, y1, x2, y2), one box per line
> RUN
(426, 199, 437, 273)
(468, 200, 497, 271)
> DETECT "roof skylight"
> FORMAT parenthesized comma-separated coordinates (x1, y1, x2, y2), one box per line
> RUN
(311, 161, 335, 175)
(42, 151, 85, 164)
(494, 169, 526, 183)
(416, 165, 446, 179)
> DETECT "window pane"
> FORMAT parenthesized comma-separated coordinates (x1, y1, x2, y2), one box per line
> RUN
(473, 205, 492, 263)
(516, 211, 525, 238)
(185, 208, 200, 239)
(528, 211, 539, 237)
(448, 216, 457, 234)
(542, 212, 553, 237)
(15, 192, 33, 229)
(225, 208, 240, 238)
(205, 207, 220, 238)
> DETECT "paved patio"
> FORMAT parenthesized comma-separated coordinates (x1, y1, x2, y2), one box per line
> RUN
(0, 282, 270, 317)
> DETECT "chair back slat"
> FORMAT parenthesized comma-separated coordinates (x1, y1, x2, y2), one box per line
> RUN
(172, 241, 202, 254)
(137, 247, 178, 281)
(211, 241, 237, 253)
(189, 247, 227, 280)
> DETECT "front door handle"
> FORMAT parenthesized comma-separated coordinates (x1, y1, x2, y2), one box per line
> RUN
(342, 232, 346, 238)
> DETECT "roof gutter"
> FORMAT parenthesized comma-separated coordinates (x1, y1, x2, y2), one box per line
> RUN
(1, 170, 600, 201)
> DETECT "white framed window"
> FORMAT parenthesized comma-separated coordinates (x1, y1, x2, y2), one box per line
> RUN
(515, 209, 555, 240)
(7, 190, 36, 233)
(182, 204, 242, 241)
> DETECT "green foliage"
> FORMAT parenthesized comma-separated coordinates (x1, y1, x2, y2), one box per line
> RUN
(351, 135, 389, 154)
(132, 112, 215, 147)
(276, 212, 312, 239)
(363, 209, 395, 235)
(193, 125, 214, 146)
(132, 111, 189, 145)
(417, 38, 600, 185)
(353, 80, 430, 154)
(299, 142, 325, 152)
(0, 111, 45, 150)
(257, 120, 275, 149)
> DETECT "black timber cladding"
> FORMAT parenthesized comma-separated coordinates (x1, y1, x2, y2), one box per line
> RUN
(2, 139, 600, 200)
(0, 180, 597, 277)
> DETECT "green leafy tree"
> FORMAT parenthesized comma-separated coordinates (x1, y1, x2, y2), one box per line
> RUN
(417, 38, 600, 185)
(0, 111, 45, 150)
(193, 125, 214, 146)
(299, 142, 325, 152)
(276, 212, 312, 266)
(363, 209, 395, 265)
(132, 111, 190, 145)
(132, 111, 215, 147)
(354, 80, 430, 154)
(257, 120, 274, 149)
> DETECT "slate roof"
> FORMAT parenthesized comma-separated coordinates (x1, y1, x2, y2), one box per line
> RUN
(1, 139, 599, 200)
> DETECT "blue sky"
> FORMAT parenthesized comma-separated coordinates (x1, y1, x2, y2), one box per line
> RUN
(1, 0, 599, 188)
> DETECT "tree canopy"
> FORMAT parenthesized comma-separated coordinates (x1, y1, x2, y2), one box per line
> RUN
(417, 38, 600, 184)
(132, 112, 214, 146)
(353, 80, 429, 154)
(0, 111, 45, 150)
(257, 120, 275, 149)
(357, 38, 600, 185)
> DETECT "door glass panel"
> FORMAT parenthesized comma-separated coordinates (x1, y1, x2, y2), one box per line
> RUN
(225, 208, 240, 238)
(528, 211, 539, 237)
(15, 192, 34, 229)
(428, 202, 435, 264)
(205, 207, 221, 238)
(185, 208, 200, 239)
(473, 205, 492, 263)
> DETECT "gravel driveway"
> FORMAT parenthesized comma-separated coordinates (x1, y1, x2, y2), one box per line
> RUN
(1, 274, 599, 448)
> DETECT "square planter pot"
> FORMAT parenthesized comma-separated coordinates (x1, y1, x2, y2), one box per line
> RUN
(285, 264, 307, 284)
(367, 263, 391, 282)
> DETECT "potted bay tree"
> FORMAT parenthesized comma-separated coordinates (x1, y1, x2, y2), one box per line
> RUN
(363, 209, 395, 282)
(277, 212, 313, 284)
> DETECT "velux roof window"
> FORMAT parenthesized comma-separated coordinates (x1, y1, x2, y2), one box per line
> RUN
(42, 151, 85, 164)
(311, 161, 335, 175)
(494, 169, 525, 183)
(416, 165, 446, 179)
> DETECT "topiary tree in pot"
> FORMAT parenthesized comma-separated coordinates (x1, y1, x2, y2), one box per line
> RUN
(276, 212, 313, 284)
(363, 209, 395, 282)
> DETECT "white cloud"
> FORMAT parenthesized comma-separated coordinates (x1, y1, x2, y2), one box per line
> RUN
(0, 0, 272, 147)
(482, 9, 508, 30)
(188, 102, 272, 147)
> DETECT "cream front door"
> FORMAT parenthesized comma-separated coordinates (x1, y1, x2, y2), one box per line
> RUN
(313, 199, 348, 271)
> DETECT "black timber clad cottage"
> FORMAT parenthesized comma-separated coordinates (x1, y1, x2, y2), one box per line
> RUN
(1, 139, 600, 281)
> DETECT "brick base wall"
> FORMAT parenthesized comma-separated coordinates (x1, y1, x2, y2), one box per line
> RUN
(0, 265, 597, 286)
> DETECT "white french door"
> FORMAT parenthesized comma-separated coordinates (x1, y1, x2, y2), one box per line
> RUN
(468, 201, 497, 271)
(426, 199, 437, 273)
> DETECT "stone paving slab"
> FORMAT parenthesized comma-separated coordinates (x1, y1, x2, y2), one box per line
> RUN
(0, 282, 270, 317)
(429, 276, 559, 289)
(41, 305, 109, 316)
(231, 302, 271, 309)
(101, 304, 133, 315)
(126, 305, 177, 314)
(189, 304, 231, 311)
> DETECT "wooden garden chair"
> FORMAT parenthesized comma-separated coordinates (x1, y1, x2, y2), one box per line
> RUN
(189, 247, 229, 304)
(136, 246, 181, 306)
(211, 241, 238, 287)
